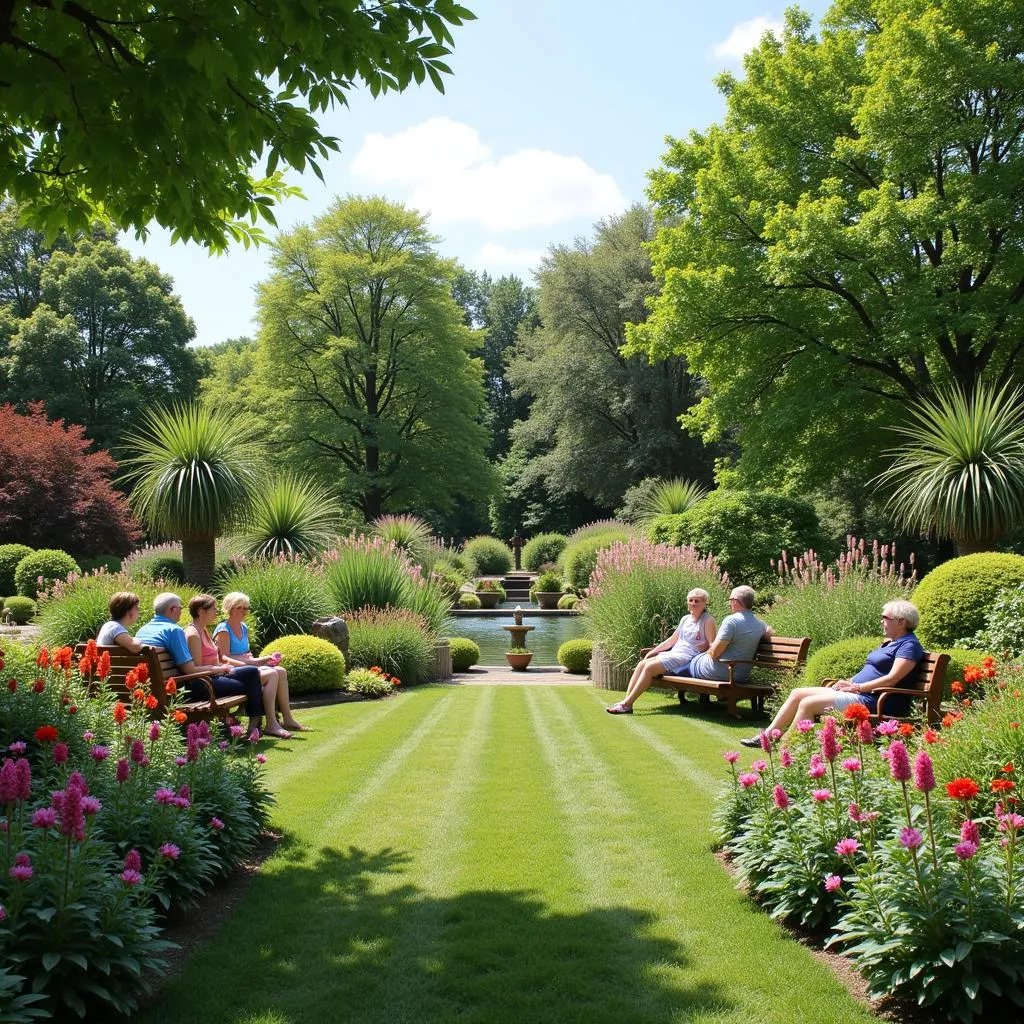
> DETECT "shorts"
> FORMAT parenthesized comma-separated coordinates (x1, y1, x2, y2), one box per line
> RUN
(828, 691, 878, 713)
(657, 653, 693, 676)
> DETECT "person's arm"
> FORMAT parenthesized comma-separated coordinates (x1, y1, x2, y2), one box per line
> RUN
(649, 629, 680, 656)
(702, 617, 717, 648)
(114, 631, 143, 654)
(854, 658, 918, 693)
(185, 627, 205, 667)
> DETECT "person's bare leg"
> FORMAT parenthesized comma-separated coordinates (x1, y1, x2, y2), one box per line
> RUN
(260, 676, 291, 737)
(274, 668, 305, 730)
(621, 659, 666, 709)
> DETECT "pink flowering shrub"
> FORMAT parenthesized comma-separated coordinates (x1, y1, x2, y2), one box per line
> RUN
(0, 644, 271, 1019)
(583, 537, 729, 667)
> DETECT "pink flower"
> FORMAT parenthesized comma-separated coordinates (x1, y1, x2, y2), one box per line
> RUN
(751, 759, 768, 773)
(842, 757, 861, 773)
(796, 720, 814, 733)
(9, 853, 32, 881)
(961, 819, 981, 846)
(129, 739, 146, 764)
(955, 841, 978, 860)
(124, 849, 142, 873)
(90, 745, 110, 761)
(888, 741, 911, 782)
(913, 751, 936, 793)
(209, 816, 225, 831)
(148, 722, 161, 742)
(158, 843, 180, 860)
(7, 742, 26, 755)
(899, 827, 924, 849)
(835, 838, 859, 856)
(57, 783, 85, 842)
(249, 728, 260, 744)
(999, 813, 1024, 833)
(230, 724, 245, 739)
(31, 807, 57, 828)
(120, 869, 142, 886)
(0, 905, 5, 920)
(780, 748, 793, 768)
(723, 751, 740, 764)
(811, 789, 833, 802)
(808, 754, 827, 780)
(773, 785, 790, 809)
(81, 731, 94, 742)
(820, 718, 839, 762)
(219, 741, 229, 751)
(1, 761, 18, 804)
(153, 787, 176, 805)
(876, 720, 899, 736)
(856, 719, 874, 745)
(115, 758, 130, 783)
(256, 753, 267, 765)
(81, 796, 101, 816)
(759, 732, 773, 753)
(770, 728, 782, 741)
(738, 772, 760, 789)
(174, 756, 187, 767)
(52, 742, 69, 765)
(824, 874, 842, 892)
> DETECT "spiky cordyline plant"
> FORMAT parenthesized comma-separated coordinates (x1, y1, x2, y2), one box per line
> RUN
(370, 514, 434, 565)
(875, 381, 1024, 555)
(121, 404, 262, 587)
(632, 478, 708, 527)
(242, 474, 343, 559)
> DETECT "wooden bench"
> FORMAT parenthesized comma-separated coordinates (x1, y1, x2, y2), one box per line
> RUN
(642, 635, 811, 718)
(76, 644, 249, 724)
(825, 650, 949, 727)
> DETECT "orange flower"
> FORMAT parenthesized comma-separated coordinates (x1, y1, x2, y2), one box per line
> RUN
(945, 777, 980, 800)
(145, 695, 159, 710)
(391, 677, 401, 686)
(125, 668, 138, 689)
(113, 702, 128, 724)
(1013, 722, 1021, 730)
(55, 646, 73, 670)
(1003, 763, 1015, 774)
(843, 704, 870, 723)
(97, 651, 110, 679)
(132, 688, 145, 703)
(85, 638, 98, 658)
(991, 779, 1016, 792)
(951, 681, 964, 695)
(165, 678, 177, 696)
(136, 662, 149, 684)
(923, 729, 940, 744)
(173, 710, 187, 724)
(36, 647, 50, 669)
(898, 723, 915, 736)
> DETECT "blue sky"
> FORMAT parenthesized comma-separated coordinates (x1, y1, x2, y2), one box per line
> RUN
(123, 0, 832, 345)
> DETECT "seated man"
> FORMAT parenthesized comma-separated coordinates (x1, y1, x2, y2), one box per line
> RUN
(686, 585, 773, 682)
(135, 592, 264, 735)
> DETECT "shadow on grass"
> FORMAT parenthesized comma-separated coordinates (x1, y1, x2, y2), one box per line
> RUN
(151, 844, 736, 1024)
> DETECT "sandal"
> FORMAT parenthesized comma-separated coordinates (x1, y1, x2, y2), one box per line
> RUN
(606, 702, 633, 715)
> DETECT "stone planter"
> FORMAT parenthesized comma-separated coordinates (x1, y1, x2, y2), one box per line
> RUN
(590, 643, 632, 691)
(505, 651, 533, 671)
(433, 638, 452, 681)
(534, 591, 563, 610)
(475, 591, 501, 609)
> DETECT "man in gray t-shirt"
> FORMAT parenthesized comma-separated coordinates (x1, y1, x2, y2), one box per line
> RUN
(687, 585, 773, 682)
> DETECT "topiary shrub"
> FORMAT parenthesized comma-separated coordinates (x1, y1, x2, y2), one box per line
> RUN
(563, 530, 632, 593)
(914, 553, 1024, 648)
(462, 536, 513, 576)
(345, 666, 397, 698)
(522, 533, 567, 572)
(14, 548, 81, 597)
(557, 593, 578, 610)
(257, 634, 345, 694)
(558, 638, 593, 674)
(449, 637, 480, 672)
(2, 596, 36, 624)
(457, 592, 481, 609)
(802, 637, 879, 686)
(0, 544, 33, 595)
(649, 489, 823, 590)
(346, 607, 435, 685)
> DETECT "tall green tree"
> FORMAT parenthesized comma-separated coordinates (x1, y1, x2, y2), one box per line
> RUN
(2, 227, 198, 451)
(629, 0, 1024, 490)
(505, 205, 712, 510)
(1, 1, 474, 248)
(256, 196, 495, 521)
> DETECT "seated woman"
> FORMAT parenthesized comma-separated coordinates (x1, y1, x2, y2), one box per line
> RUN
(214, 592, 305, 732)
(184, 594, 292, 739)
(607, 589, 717, 714)
(96, 591, 145, 653)
(740, 599, 925, 746)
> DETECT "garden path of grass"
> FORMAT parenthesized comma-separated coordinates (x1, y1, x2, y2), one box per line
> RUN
(138, 686, 877, 1024)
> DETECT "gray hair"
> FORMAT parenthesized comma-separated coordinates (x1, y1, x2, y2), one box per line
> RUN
(222, 591, 250, 615)
(153, 592, 183, 616)
(687, 588, 710, 603)
(729, 585, 756, 609)
(884, 599, 920, 630)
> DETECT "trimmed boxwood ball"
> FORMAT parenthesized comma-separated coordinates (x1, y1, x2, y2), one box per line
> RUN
(557, 593, 578, 610)
(522, 533, 567, 572)
(0, 544, 33, 595)
(257, 634, 345, 694)
(14, 548, 81, 597)
(803, 636, 879, 686)
(449, 637, 480, 672)
(462, 536, 513, 576)
(915, 553, 1024, 649)
(3, 595, 36, 624)
(457, 592, 482, 609)
(558, 638, 593, 674)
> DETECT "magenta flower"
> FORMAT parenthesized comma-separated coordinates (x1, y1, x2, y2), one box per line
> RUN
(90, 745, 110, 761)
(796, 719, 814, 733)
(842, 757, 861, 773)
(158, 843, 181, 860)
(153, 787, 176, 805)
(772, 785, 790, 810)
(759, 732, 773, 753)
(124, 848, 142, 873)
(824, 874, 842, 892)
(148, 722, 161, 742)
(751, 759, 768, 773)
(52, 742, 69, 765)
(9, 853, 32, 881)
(808, 754, 827, 780)
(913, 750, 936, 793)
(230, 724, 245, 739)
(174, 756, 187, 767)
(738, 772, 760, 788)
(876, 720, 899, 736)
(209, 816, 225, 830)
(57, 783, 85, 842)
(7, 742, 26, 755)
(129, 739, 146, 764)
(835, 838, 859, 856)
(780, 748, 793, 768)
(999, 813, 1024, 833)
(81, 796, 101, 816)
(115, 758, 130, 783)
(770, 728, 782, 741)
(888, 741, 911, 782)
(820, 718, 839, 762)
(723, 751, 740, 764)
(899, 827, 924, 849)
(31, 807, 57, 829)
(811, 789, 833, 802)
(248, 728, 260, 744)
(256, 753, 267, 765)
(961, 819, 981, 846)
(219, 741, 229, 751)
(856, 719, 873, 745)
(120, 869, 143, 886)
(13, 759, 30, 801)
(0, 905, 5, 920)
(955, 841, 978, 861)
(81, 731, 94, 742)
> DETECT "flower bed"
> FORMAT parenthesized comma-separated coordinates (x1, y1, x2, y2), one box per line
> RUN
(717, 657, 1024, 1023)
(0, 642, 272, 1021)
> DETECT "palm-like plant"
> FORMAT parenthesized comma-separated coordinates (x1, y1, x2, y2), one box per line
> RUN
(370, 514, 434, 565)
(121, 404, 262, 586)
(875, 381, 1024, 555)
(242, 475, 343, 559)
(632, 478, 708, 527)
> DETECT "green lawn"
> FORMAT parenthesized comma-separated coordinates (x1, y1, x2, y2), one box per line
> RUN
(138, 686, 876, 1024)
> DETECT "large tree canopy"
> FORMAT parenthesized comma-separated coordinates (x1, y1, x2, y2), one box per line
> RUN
(255, 195, 495, 521)
(628, 0, 1024, 489)
(0, 1, 474, 248)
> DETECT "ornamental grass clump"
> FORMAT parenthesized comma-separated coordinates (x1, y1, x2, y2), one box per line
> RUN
(346, 607, 435, 685)
(345, 666, 400, 698)
(584, 537, 728, 668)
(764, 536, 916, 647)
(0, 642, 272, 1020)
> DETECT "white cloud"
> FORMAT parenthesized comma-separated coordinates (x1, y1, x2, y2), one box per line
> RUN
(476, 242, 546, 274)
(350, 117, 625, 231)
(710, 16, 784, 62)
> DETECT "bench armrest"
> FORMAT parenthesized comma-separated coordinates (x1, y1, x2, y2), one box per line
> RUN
(873, 687, 927, 717)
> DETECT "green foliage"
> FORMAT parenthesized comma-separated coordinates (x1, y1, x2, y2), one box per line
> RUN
(346, 608, 435, 685)
(258, 634, 345, 694)
(14, 548, 80, 597)
(463, 536, 513, 576)
(344, 667, 397, 699)
(0, 545, 33, 596)
(629, 478, 707, 528)
(959, 583, 1024, 656)
(474, 578, 506, 600)
(371, 515, 435, 565)
(2, 596, 35, 624)
(218, 557, 332, 650)
(915, 553, 1024, 648)
(533, 570, 564, 593)
(456, 592, 481, 609)
(78, 555, 122, 575)
(937, 648, 996, 701)
(0, 3, 475, 249)
(521, 533, 567, 572)
(629, 3, 1024, 494)
(557, 639, 593, 674)
(802, 637, 879, 686)
(122, 545, 186, 585)
(240, 475, 342, 558)
(448, 637, 480, 672)
(557, 593, 578, 610)
(649, 490, 823, 590)
(563, 530, 632, 593)
(876, 382, 1024, 553)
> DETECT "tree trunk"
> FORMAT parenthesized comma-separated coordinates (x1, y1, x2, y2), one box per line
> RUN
(954, 536, 998, 557)
(181, 536, 216, 589)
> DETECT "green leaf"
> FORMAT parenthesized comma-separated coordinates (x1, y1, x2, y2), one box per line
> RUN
(41, 953, 60, 972)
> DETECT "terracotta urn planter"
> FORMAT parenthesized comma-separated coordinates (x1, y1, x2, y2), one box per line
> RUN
(505, 651, 533, 671)
(474, 590, 501, 609)
(534, 591, 563, 610)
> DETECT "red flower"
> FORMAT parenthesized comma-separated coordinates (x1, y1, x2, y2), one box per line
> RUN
(165, 678, 177, 696)
(113, 702, 128, 724)
(6, 679, 15, 693)
(1013, 723, 1021, 730)
(951, 681, 964, 695)
(923, 729, 940, 744)
(946, 778, 980, 801)
(97, 651, 111, 680)
(33, 725, 58, 743)
(32, 678, 44, 693)
(173, 710, 187, 724)
(1003, 763, 1015, 774)
(145, 695, 158, 710)
(843, 703, 870, 723)
(36, 648, 50, 669)
(84, 639, 98, 658)
(898, 723, 915, 737)
(135, 662, 149, 684)
(991, 779, 1016, 792)
(132, 688, 145, 703)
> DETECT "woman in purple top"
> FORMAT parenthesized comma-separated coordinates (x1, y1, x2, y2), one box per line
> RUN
(606, 589, 717, 714)
(739, 599, 925, 746)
